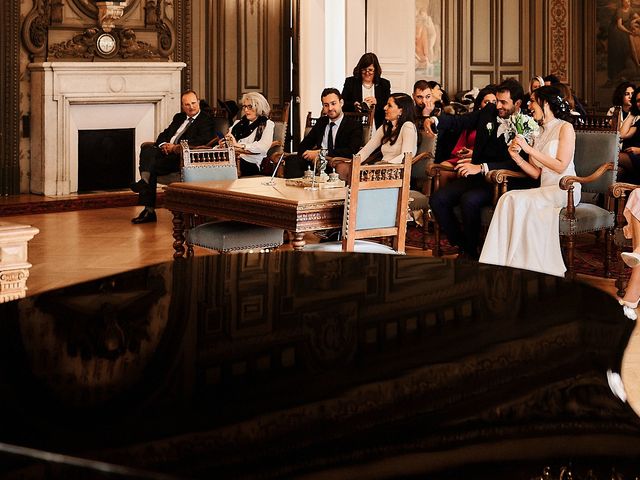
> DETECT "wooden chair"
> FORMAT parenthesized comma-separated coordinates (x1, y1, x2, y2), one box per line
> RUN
(407, 127, 437, 249)
(558, 112, 620, 279)
(427, 112, 620, 278)
(178, 142, 284, 254)
(262, 102, 290, 176)
(610, 181, 638, 296)
(305, 152, 412, 254)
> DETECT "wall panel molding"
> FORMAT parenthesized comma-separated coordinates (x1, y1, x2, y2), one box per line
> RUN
(500, 0, 523, 66)
(1, 0, 20, 195)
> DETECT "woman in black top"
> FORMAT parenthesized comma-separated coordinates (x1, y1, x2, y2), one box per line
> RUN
(341, 52, 391, 129)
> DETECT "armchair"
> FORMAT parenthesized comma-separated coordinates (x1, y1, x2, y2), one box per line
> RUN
(610, 181, 639, 296)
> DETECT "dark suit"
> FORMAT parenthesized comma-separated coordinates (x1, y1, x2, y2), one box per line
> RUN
(341, 75, 391, 129)
(284, 115, 363, 178)
(430, 104, 529, 258)
(138, 111, 216, 207)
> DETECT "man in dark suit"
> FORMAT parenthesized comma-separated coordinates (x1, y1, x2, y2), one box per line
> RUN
(424, 78, 531, 259)
(284, 88, 363, 178)
(130, 90, 216, 224)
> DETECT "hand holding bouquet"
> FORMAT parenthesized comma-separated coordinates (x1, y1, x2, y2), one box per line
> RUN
(504, 112, 539, 146)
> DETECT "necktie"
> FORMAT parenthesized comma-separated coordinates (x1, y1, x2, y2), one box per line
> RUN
(176, 117, 194, 143)
(327, 122, 335, 154)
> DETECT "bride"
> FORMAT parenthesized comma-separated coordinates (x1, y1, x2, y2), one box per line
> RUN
(479, 85, 579, 277)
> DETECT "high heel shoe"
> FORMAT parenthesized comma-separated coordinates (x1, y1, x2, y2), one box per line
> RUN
(621, 251, 640, 268)
(618, 297, 639, 320)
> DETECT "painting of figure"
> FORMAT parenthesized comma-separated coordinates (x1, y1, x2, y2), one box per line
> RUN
(415, 0, 441, 82)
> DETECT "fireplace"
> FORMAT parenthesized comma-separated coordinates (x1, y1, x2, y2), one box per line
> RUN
(78, 128, 135, 192)
(29, 62, 185, 196)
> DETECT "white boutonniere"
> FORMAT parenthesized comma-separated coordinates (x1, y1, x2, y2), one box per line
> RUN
(486, 122, 494, 135)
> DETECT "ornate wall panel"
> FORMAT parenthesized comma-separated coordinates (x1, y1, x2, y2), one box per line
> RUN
(547, 0, 569, 82)
(1, 0, 20, 195)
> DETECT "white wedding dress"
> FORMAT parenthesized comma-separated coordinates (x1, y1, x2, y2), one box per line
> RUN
(479, 118, 580, 277)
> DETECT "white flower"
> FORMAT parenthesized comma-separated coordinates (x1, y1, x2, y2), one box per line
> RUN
(486, 122, 494, 134)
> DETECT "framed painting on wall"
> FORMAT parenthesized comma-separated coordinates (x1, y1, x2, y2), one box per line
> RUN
(596, 0, 640, 107)
(415, 0, 442, 82)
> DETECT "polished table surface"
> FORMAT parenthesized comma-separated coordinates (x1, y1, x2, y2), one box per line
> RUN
(164, 177, 347, 255)
(0, 252, 639, 479)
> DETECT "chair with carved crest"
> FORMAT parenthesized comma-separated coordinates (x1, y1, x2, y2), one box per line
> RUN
(176, 142, 284, 254)
(305, 152, 412, 254)
(154, 104, 230, 186)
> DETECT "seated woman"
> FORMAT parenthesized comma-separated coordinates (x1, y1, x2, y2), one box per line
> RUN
(225, 92, 275, 176)
(436, 85, 497, 188)
(607, 81, 636, 125)
(341, 52, 391, 129)
(618, 86, 640, 182)
(479, 86, 579, 277)
(620, 188, 640, 321)
(331, 92, 418, 182)
(523, 75, 544, 106)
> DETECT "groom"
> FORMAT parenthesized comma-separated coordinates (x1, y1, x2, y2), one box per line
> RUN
(424, 78, 531, 259)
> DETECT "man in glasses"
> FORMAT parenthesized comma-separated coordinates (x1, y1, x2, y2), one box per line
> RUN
(130, 90, 216, 224)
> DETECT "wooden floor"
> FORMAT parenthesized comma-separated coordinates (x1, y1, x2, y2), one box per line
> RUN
(7, 205, 640, 417)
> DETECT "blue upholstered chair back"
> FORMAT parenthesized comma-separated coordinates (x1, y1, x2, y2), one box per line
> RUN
(180, 142, 238, 182)
(354, 188, 399, 230)
(574, 129, 619, 195)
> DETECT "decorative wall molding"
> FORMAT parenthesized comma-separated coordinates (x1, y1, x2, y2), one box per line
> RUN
(21, 0, 49, 56)
(22, 0, 175, 61)
(547, 0, 569, 81)
(1, 0, 20, 195)
(48, 28, 162, 59)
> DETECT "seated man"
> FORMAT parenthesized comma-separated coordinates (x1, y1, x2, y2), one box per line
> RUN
(130, 90, 216, 224)
(412, 79, 434, 118)
(284, 88, 362, 179)
(424, 78, 531, 259)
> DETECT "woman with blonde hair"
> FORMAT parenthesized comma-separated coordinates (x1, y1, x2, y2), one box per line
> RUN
(225, 92, 275, 176)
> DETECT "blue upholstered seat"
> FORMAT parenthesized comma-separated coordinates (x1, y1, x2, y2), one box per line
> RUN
(179, 143, 284, 254)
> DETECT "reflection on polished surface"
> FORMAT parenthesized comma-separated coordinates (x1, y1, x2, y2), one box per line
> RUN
(0, 252, 639, 479)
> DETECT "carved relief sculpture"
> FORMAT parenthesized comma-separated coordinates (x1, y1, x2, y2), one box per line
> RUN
(21, 0, 176, 60)
(96, 1, 128, 32)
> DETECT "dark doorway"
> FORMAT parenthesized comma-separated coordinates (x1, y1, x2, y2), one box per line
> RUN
(78, 129, 135, 192)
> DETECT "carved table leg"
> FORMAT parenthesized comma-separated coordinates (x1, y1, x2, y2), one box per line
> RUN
(291, 232, 306, 251)
(172, 211, 186, 259)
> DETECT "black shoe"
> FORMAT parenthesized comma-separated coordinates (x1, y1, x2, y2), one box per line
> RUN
(131, 209, 157, 224)
(318, 229, 341, 243)
(130, 179, 150, 194)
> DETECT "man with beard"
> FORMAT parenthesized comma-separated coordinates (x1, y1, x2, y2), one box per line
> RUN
(284, 88, 362, 178)
(424, 78, 530, 259)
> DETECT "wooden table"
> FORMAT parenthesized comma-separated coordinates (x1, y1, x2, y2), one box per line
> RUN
(164, 177, 347, 256)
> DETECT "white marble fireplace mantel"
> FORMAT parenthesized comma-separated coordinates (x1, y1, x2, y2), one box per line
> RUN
(29, 62, 186, 196)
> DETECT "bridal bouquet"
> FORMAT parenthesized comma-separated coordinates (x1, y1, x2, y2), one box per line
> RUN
(504, 112, 539, 145)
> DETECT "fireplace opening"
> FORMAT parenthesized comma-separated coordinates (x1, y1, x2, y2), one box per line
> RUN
(78, 128, 135, 192)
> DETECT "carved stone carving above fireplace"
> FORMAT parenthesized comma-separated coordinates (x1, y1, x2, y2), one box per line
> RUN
(28, 61, 185, 196)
